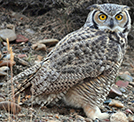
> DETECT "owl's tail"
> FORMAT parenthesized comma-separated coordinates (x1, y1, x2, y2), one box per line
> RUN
(7, 59, 49, 98)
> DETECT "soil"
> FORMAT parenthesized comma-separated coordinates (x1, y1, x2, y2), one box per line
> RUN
(0, 2, 134, 122)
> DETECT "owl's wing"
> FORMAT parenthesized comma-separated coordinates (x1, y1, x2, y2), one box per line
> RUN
(14, 27, 123, 97)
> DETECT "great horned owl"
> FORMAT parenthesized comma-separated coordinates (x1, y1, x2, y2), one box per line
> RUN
(11, 3, 131, 120)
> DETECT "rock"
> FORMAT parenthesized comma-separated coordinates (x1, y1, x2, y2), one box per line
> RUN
(109, 100, 124, 108)
(3, 53, 15, 60)
(38, 39, 59, 46)
(116, 80, 129, 88)
(17, 54, 27, 58)
(6, 24, 15, 30)
(2, 41, 7, 46)
(0, 66, 9, 72)
(32, 43, 47, 51)
(119, 87, 126, 93)
(125, 109, 133, 114)
(129, 82, 134, 87)
(34, 60, 42, 64)
(119, 74, 133, 82)
(22, 47, 29, 52)
(47, 120, 60, 122)
(16, 35, 29, 43)
(85, 118, 93, 122)
(110, 111, 128, 122)
(25, 28, 35, 34)
(0, 60, 16, 67)
(129, 107, 134, 113)
(0, 71, 7, 76)
(0, 101, 21, 114)
(75, 115, 85, 121)
(0, 29, 17, 41)
(108, 85, 122, 98)
(104, 99, 112, 104)
(17, 113, 25, 117)
(124, 71, 131, 75)
(28, 42, 32, 46)
(0, 51, 2, 59)
(55, 114, 60, 119)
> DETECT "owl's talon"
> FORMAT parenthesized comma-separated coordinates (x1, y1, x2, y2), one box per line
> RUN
(84, 106, 109, 120)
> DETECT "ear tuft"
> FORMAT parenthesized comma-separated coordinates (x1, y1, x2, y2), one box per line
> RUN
(87, 4, 100, 11)
(123, 5, 130, 11)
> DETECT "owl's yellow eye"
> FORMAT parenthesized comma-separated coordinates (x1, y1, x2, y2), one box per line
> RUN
(115, 14, 123, 20)
(99, 14, 107, 20)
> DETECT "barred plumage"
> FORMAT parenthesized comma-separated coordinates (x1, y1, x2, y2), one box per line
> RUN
(10, 3, 131, 120)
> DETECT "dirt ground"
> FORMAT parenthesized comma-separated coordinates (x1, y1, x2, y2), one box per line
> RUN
(0, 2, 134, 122)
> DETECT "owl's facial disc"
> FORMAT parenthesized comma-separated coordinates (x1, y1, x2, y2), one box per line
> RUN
(93, 10, 129, 33)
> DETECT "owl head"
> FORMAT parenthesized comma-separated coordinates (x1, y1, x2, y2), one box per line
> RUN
(84, 4, 131, 36)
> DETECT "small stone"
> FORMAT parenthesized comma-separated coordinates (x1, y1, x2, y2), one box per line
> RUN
(0, 66, 9, 72)
(17, 54, 27, 58)
(29, 107, 35, 112)
(25, 28, 35, 34)
(108, 85, 122, 98)
(16, 35, 29, 43)
(0, 29, 17, 41)
(75, 115, 85, 121)
(119, 74, 133, 82)
(22, 47, 29, 52)
(132, 101, 134, 103)
(47, 120, 59, 122)
(109, 100, 124, 108)
(104, 99, 112, 104)
(32, 43, 47, 51)
(38, 39, 59, 46)
(2, 41, 7, 46)
(110, 111, 128, 122)
(0, 71, 7, 76)
(116, 80, 129, 88)
(125, 109, 133, 114)
(3, 53, 15, 60)
(28, 42, 32, 46)
(17, 113, 25, 117)
(119, 87, 126, 93)
(6, 24, 15, 30)
(85, 118, 93, 122)
(0, 51, 2, 59)
(129, 82, 134, 87)
(55, 114, 59, 119)
(128, 102, 132, 105)
(124, 71, 131, 75)
(0, 60, 16, 67)
(34, 60, 42, 64)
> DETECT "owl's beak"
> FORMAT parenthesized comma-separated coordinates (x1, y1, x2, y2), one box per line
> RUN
(109, 19, 114, 29)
